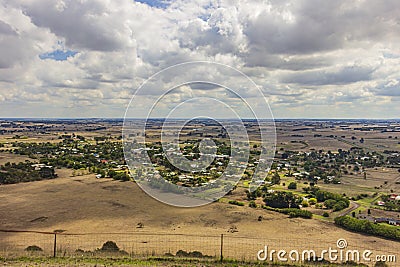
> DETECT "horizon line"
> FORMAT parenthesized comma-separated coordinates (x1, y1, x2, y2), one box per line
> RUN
(1, 117, 400, 121)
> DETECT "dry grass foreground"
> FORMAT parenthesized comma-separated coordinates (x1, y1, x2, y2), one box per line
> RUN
(0, 174, 399, 264)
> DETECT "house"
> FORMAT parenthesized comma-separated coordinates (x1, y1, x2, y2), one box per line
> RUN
(374, 217, 400, 226)
(374, 217, 388, 223)
(377, 201, 385, 206)
(388, 219, 400, 226)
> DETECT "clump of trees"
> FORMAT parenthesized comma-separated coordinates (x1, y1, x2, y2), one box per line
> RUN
(335, 216, 400, 241)
(264, 191, 302, 209)
(107, 170, 130, 181)
(304, 186, 350, 211)
(0, 162, 56, 184)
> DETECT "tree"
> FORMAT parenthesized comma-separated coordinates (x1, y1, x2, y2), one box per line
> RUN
(333, 201, 348, 211)
(264, 191, 301, 209)
(271, 172, 280, 185)
(324, 199, 337, 209)
(288, 182, 297, 190)
(308, 198, 317, 205)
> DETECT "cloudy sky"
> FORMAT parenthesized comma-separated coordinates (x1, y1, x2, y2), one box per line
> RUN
(0, 0, 399, 119)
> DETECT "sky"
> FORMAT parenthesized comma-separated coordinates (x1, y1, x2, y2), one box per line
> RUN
(0, 0, 399, 119)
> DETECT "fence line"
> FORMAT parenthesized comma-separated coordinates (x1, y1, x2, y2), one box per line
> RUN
(0, 229, 399, 266)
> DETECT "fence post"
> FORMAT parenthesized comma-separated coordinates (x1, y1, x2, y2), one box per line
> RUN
(220, 234, 224, 262)
(53, 233, 57, 258)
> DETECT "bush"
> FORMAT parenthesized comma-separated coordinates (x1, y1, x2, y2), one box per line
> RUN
(99, 241, 119, 251)
(262, 206, 312, 219)
(323, 212, 329, 217)
(228, 200, 245, 206)
(324, 199, 337, 209)
(280, 208, 312, 219)
(333, 200, 348, 211)
(249, 200, 257, 208)
(176, 250, 209, 258)
(176, 249, 189, 257)
(301, 200, 309, 207)
(288, 182, 297, 189)
(308, 198, 317, 205)
(25, 245, 43, 252)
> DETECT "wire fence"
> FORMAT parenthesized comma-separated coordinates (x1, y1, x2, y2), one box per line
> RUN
(0, 229, 399, 266)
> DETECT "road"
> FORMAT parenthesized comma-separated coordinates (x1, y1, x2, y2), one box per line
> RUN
(338, 200, 360, 217)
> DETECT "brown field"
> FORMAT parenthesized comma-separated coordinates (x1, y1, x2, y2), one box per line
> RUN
(275, 122, 400, 153)
(315, 168, 400, 197)
(0, 153, 32, 165)
(0, 175, 399, 264)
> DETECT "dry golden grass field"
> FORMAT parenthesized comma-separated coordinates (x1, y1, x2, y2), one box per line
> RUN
(0, 174, 399, 265)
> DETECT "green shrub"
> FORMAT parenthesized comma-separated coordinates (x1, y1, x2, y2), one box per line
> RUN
(25, 245, 43, 252)
(301, 200, 309, 207)
(308, 198, 317, 205)
(99, 241, 119, 251)
(323, 212, 329, 217)
(228, 200, 244, 206)
(175, 250, 209, 258)
(262, 206, 312, 219)
(288, 182, 297, 190)
(249, 200, 257, 208)
(324, 199, 337, 209)
(280, 208, 312, 219)
(333, 200, 348, 211)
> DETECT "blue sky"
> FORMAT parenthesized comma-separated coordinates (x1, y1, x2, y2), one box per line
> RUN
(134, 0, 170, 8)
(39, 50, 78, 61)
